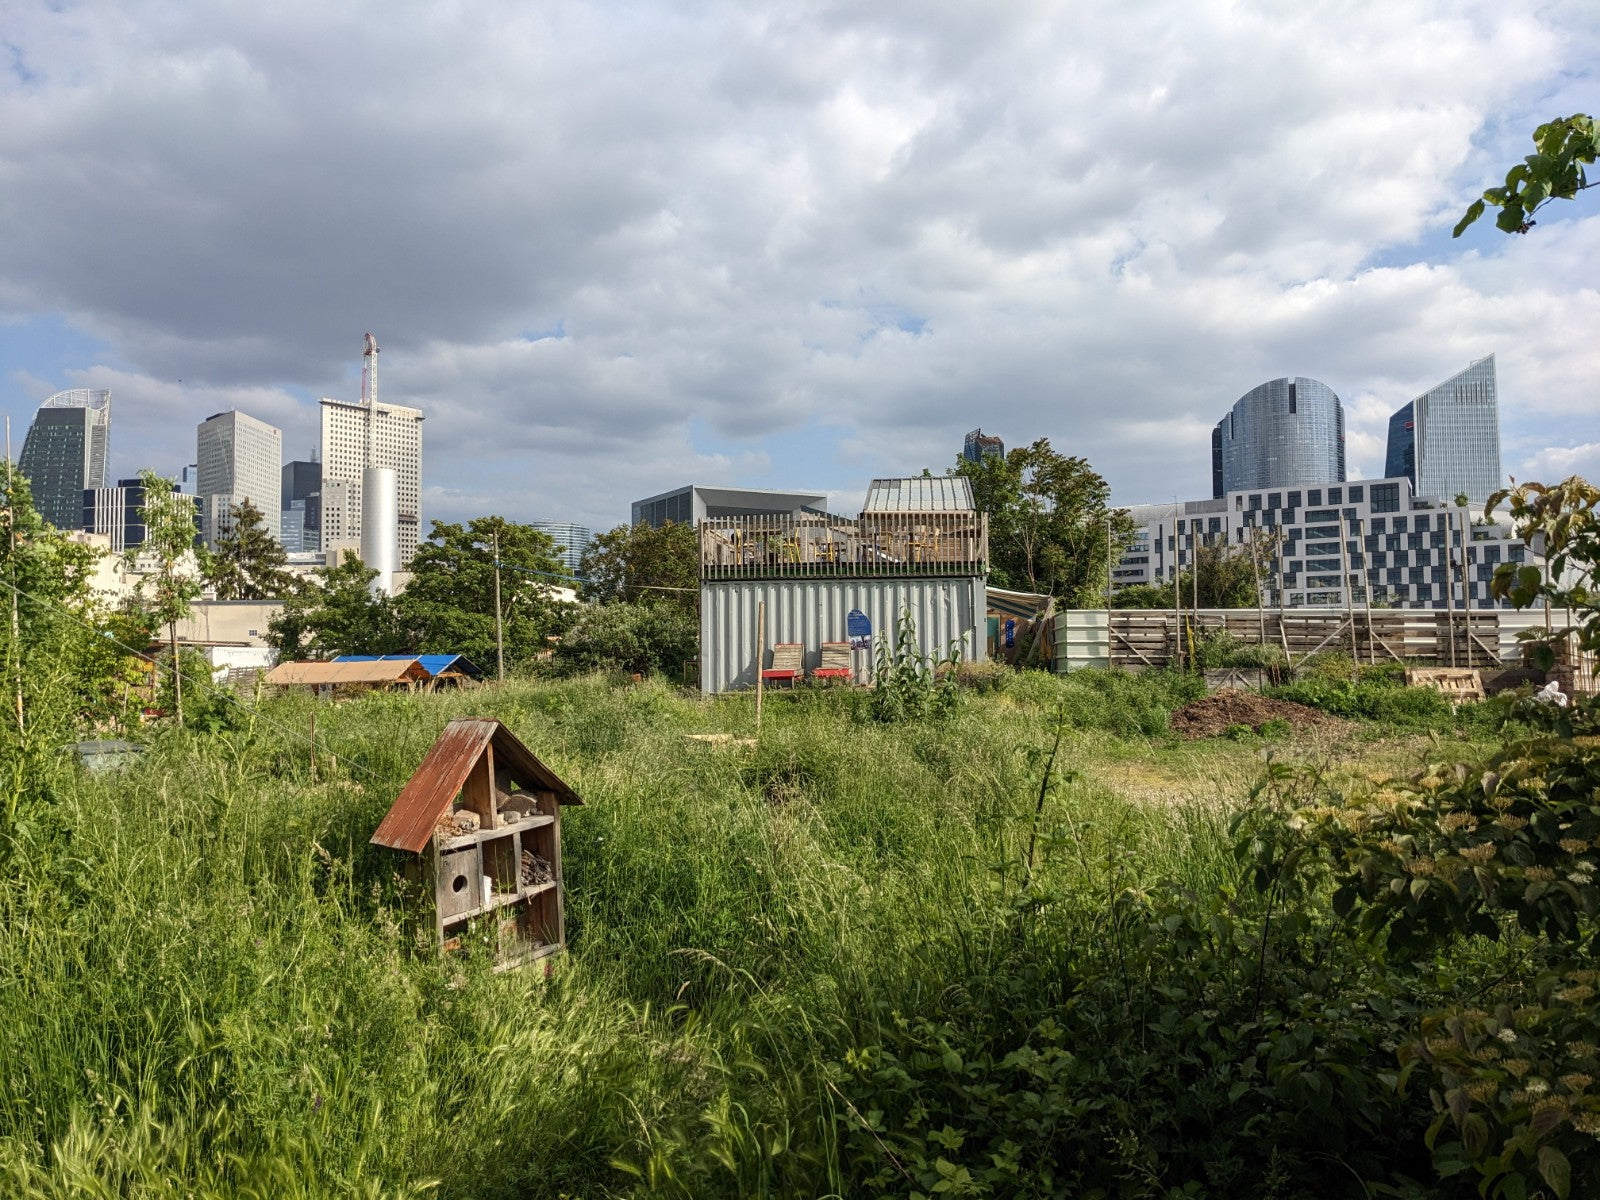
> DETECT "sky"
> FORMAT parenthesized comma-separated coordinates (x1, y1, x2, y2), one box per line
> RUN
(2, 1, 1597, 535)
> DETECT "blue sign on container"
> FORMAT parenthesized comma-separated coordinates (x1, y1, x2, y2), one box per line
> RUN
(846, 608, 872, 639)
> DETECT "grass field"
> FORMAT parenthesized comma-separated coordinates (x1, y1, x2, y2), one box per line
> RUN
(0, 670, 1515, 1198)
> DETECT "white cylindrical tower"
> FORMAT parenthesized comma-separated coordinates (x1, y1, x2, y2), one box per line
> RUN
(360, 466, 398, 596)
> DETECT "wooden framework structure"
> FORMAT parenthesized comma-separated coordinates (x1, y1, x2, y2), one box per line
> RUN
(371, 718, 581, 970)
(700, 512, 988, 580)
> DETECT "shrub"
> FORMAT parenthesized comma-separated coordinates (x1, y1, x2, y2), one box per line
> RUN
(553, 601, 697, 677)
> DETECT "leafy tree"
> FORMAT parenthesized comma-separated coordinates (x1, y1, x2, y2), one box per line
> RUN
(266, 556, 403, 660)
(553, 600, 697, 677)
(395, 517, 573, 670)
(204, 498, 292, 600)
(1455, 113, 1596, 236)
(580, 520, 698, 611)
(954, 438, 1133, 604)
(1488, 476, 1600, 669)
(131, 470, 203, 725)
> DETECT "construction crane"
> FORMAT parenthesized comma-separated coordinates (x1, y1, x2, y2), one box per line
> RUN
(360, 332, 379, 469)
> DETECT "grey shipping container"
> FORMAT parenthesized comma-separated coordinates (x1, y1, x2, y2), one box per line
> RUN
(700, 577, 985, 694)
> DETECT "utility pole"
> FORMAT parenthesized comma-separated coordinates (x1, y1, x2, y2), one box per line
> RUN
(492, 528, 505, 684)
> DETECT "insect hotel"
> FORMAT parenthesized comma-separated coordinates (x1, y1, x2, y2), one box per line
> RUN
(371, 717, 580, 970)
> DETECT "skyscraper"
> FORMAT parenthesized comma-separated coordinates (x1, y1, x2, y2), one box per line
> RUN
(196, 410, 282, 548)
(962, 429, 1005, 463)
(18, 389, 110, 530)
(282, 458, 322, 554)
(82, 476, 180, 554)
(319, 397, 424, 566)
(1384, 355, 1502, 506)
(530, 520, 592, 576)
(1211, 377, 1345, 498)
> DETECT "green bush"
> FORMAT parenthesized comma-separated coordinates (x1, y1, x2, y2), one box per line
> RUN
(552, 600, 697, 677)
(1269, 676, 1456, 729)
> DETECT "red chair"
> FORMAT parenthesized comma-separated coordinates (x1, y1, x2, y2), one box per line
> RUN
(811, 642, 854, 683)
(761, 643, 803, 688)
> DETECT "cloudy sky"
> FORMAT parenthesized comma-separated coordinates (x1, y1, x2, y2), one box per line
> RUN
(2, 1, 1597, 534)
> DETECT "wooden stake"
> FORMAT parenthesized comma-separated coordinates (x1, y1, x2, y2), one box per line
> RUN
(1455, 509, 1472, 670)
(1339, 512, 1357, 676)
(1248, 527, 1265, 647)
(1171, 512, 1182, 668)
(309, 710, 317, 778)
(1357, 518, 1375, 667)
(1442, 514, 1457, 668)
(755, 600, 766, 736)
(492, 528, 505, 684)
(5, 417, 20, 735)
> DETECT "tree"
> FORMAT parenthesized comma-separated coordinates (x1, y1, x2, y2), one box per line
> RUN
(580, 520, 698, 611)
(1111, 534, 1274, 610)
(204, 498, 291, 600)
(131, 470, 203, 726)
(1488, 476, 1600, 669)
(954, 438, 1134, 604)
(1454, 113, 1596, 236)
(553, 601, 698, 678)
(266, 555, 403, 661)
(395, 517, 574, 670)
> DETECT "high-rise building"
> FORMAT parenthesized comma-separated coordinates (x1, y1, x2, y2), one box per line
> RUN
(530, 521, 592, 576)
(82, 476, 180, 554)
(962, 429, 1005, 463)
(177, 464, 199, 495)
(1385, 355, 1502, 507)
(18, 389, 111, 530)
(281, 459, 322, 554)
(319, 398, 423, 565)
(1211, 377, 1345, 498)
(196, 410, 282, 548)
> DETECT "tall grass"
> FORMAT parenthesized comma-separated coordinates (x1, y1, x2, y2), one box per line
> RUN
(0, 670, 1441, 1196)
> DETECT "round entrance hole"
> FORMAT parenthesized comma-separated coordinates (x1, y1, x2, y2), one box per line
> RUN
(451, 873, 468, 893)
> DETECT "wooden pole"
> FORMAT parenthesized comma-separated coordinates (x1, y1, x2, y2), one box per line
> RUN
(1276, 529, 1291, 668)
(309, 710, 317, 778)
(1191, 529, 1201, 665)
(1171, 513, 1182, 669)
(1442, 515, 1458, 668)
(755, 600, 766, 735)
(1339, 513, 1358, 675)
(1455, 510, 1472, 670)
(4, 417, 20, 735)
(1356, 517, 1375, 667)
(1104, 514, 1112, 611)
(1248, 527, 1266, 649)
(492, 529, 505, 684)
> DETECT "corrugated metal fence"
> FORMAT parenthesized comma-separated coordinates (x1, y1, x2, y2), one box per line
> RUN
(700, 577, 985, 694)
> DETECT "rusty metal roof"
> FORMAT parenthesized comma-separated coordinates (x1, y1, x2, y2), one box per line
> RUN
(264, 659, 430, 686)
(370, 717, 581, 854)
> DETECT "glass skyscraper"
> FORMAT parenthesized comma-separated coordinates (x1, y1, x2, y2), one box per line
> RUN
(1384, 355, 1501, 506)
(530, 520, 592, 577)
(962, 428, 1004, 463)
(1211, 377, 1345, 498)
(18, 389, 111, 530)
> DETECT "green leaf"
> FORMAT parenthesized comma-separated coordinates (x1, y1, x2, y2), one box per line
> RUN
(1538, 1144, 1571, 1198)
(1453, 198, 1486, 237)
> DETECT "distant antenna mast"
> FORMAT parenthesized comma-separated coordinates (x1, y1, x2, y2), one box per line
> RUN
(360, 332, 379, 469)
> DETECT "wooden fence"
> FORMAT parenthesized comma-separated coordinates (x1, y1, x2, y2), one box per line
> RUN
(700, 512, 988, 580)
(1054, 608, 1584, 678)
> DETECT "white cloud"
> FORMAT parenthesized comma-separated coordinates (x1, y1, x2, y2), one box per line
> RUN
(0, 0, 1595, 532)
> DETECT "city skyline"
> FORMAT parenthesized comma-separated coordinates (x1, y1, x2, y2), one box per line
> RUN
(2, 5, 1597, 531)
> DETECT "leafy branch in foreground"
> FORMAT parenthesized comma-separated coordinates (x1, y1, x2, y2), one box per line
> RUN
(1455, 114, 1596, 236)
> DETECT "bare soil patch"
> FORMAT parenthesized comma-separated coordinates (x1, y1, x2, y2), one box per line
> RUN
(1170, 688, 1344, 740)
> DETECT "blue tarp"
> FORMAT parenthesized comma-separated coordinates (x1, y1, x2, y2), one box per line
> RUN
(332, 654, 484, 678)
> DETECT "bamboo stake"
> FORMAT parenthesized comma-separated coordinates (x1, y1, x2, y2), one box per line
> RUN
(1248, 527, 1265, 648)
(1356, 517, 1375, 667)
(1171, 513, 1181, 668)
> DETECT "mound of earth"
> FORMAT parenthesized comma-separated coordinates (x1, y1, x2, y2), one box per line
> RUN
(1170, 688, 1342, 740)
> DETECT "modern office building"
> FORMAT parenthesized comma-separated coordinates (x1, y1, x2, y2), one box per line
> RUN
(196, 410, 282, 548)
(18, 389, 111, 530)
(1211, 377, 1345, 498)
(82, 476, 183, 554)
(632, 484, 828, 528)
(281, 459, 322, 554)
(530, 521, 591, 576)
(1113, 477, 1532, 610)
(962, 429, 1005, 463)
(177, 464, 199, 495)
(1385, 355, 1502, 507)
(319, 397, 424, 566)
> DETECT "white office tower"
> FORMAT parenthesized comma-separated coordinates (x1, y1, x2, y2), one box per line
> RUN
(195, 410, 282, 548)
(360, 467, 398, 595)
(320, 334, 423, 568)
